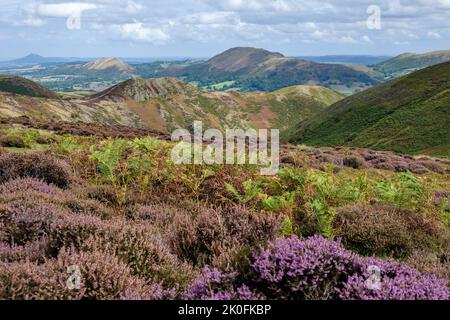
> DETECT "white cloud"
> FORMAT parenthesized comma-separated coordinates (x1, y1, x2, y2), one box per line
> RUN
(339, 35, 357, 44)
(2, 0, 449, 55)
(437, 0, 450, 9)
(220, 0, 292, 12)
(183, 12, 239, 25)
(36, 2, 97, 17)
(22, 16, 46, 27)
(125, 0, 143, 14)
(112, 22, 169, 43)
(427, 31, 441, 39)
(362, 35, 373, 43)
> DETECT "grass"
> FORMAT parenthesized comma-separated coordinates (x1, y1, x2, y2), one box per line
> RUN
(205, 80, 236, 91)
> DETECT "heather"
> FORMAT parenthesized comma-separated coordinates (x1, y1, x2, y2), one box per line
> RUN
(333, 204, 450, 258)
(0, 124, 449, 300)
(0, 152, 72, 188)
(187, 236, 450, 300)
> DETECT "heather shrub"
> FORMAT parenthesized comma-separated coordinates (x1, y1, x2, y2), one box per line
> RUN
(121, 283, 178, 300)
(407, 163, 429, 174)
(250, 236, 356, 300)
(188, 236, 450, 300)
(0, 248, 148, 300)
(36, 135, 57, 145)
(433, 191, 450, 208)
(419, 160, 445, 174)
(0, 177, 62, 197)
(0, 179, 113, 220)
(392, 161, 409, 172)
(133, 203, 280, 269)
(54, 248, 149, 300)
(47, 211, 191, 286)
(333, 204, 450, 258)
(0, 135, 26, 148)
(0, 153, 72, 188)
(0, 260, 74, 300)
(185, 267, 263, 300)
(338, 256, 450, 300)
(79, 184, 119, 206)
(0, 197, 192, 288)
(373, 162, 395, 171)
(0, 200, 64, 245)
(406, 248, 450, 285)
(0, 238, 49, 263)
(83, 229, 194, 288)
(61, 197, 115, 220)
(343, 156, 366, 169)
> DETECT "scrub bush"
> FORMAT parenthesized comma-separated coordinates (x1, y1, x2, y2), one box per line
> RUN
(333, 204, 450, 258)
(0, 135, 26, 148)
(0, 153, 72, 188)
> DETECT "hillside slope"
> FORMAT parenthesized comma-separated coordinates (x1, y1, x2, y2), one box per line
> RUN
(89, 77, 343, 132)
(137, 47, 378, 93)
(375, 50, 450, 79)
(0, 75, 58, 99)
(0, 77, 342, 133)
(83, 58, 134, 74)
(289, 61, 450, 157)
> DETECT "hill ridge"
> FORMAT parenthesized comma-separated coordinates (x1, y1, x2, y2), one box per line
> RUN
(83, 58, 134, 74)
(0, 75, 58, 99)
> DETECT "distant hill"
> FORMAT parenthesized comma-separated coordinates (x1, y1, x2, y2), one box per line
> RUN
(374, 50, 450, 79)
(83, 58, 134, 74)
(10, 54, 47, 64)
(136, 47, 378, 93)
(1, 54, 82, 66)
(0, 75, 58, 99)
(204, 47, 284, 73)
(19, 58, 137, 92)
(289, 61, 450, 157)
(0, 76, 342, 134)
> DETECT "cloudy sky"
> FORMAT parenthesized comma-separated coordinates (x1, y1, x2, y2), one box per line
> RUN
(0, 0, 449, 59)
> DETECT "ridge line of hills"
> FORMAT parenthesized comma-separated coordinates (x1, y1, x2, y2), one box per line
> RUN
(0, 75, 343, 136)
(3, 47, 450, 95)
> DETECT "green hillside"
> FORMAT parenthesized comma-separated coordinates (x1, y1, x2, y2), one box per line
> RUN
(0, 75, 58, 99)
(375, 50, 450, 79)
(289, 61, 450, 157)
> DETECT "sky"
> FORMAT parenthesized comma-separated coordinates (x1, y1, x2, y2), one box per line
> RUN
(0, 0, 449, 59)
